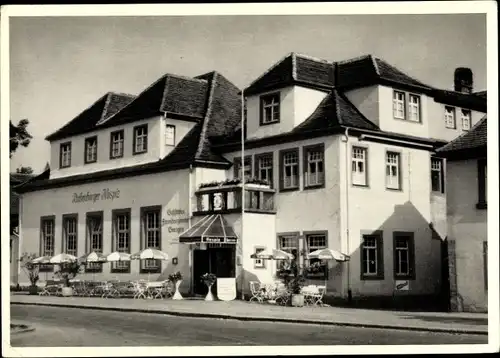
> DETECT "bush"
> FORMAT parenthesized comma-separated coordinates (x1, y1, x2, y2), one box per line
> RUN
(54, 261, 84, 287)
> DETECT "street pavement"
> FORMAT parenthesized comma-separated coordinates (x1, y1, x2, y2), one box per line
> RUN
(10, 305, 487, 346)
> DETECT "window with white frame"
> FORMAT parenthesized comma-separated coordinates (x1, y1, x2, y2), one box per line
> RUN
(165, 124, 176, 146)
(254, 247, 265, 268)
(86, 213, 103, 271)
(393, 233, 415, 279)
(110, 130, 124, 158)
(431, 158, 444, 193)
(133, 125, 148, 154)
(281, 150, 299, 190)
(63, 215, 78, 257)
(445, 106, 456, 129)
(393, 91, 406, 119)
(304, 146, 324, 188)
(141, 208, 161, 271)
(361, 233, 383, 279)
(112, 210, 130, 271)
(84, 137, 97, 164)
(40, 217, 55, 271)
(260, 93, 280, 124)
(256, 154, 273, 187)
(60, 142, 72, 168)
(277, 235, 298, 270)
(385, 152, 401, 190)
(408, 94, 421, 122)
(305, 233, 327, 278)
(461, 109, 471, 131)
(352, 147, 367, 186)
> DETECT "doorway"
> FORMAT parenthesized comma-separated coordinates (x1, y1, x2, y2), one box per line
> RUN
(192, 246, 235, 296)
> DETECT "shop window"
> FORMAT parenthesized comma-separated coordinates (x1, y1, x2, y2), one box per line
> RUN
(254, 247, 266, 269)
(279, 148, 299, 191)
(86, 212, 103, 272)
(352, 147, 368, 186)
(304, 144, 325, 189)
(84, 136, 98, 164)
(165, 124, 176, 146)
(62, 214, 78, 257)
(234, 156, 252, 181)
(140, 206, 162, 273)
(133, 124, 148, 154)
(111, 209, 131, 273)
(255, 152, 273, 188)
(260, 92, 280, 125)
(59, 142, 72, 168)
(304, 232, 328, 279)
(386, 151, 401, 190)
(361, 231, 384, 280)
(39, 216, 55, 272)
(110, 130, 124, 159)
(445, 106, 456, 129)
(431, 158, 445, 194)
(393, 232, 415, 280)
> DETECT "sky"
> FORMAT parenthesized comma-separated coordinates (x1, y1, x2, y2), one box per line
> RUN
(9, 13, 487, 173)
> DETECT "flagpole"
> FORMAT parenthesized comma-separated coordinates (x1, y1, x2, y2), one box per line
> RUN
(240, 88, 245, 301)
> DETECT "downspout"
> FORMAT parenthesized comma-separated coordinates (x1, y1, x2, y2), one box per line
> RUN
(240, 88, 245, 300)
(188, 164, 193, 295)
(344, 127, 352, 303)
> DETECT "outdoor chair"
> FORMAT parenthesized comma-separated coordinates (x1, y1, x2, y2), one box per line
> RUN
(302, 285, 326, 306)
(162, 280, 175, 299)
(38, 280, 62, 296)
(132, 281, 148, 299)
(274, 283, 290, 306)
(249, 281, 265, 303)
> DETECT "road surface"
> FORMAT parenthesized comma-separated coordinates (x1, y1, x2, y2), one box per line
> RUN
(10, 305, 486, 346)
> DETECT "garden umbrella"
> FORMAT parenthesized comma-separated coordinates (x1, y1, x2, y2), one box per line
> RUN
(78, 251, 108, 281)
(29, 255, 53, 281)
(106, 252, 132, 281)
(131, 248, 169, 282)
(250, 248, 294, 260)
(50, 253, 77, 264)
(306, 248, 350, 288)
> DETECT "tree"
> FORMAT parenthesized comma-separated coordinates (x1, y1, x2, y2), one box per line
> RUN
(10, 119, 33, 158)
(16, 166, 34, 174)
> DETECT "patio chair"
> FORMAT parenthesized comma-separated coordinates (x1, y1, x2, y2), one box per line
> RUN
(163, 280, 175, 299)
(132, 281, 147, 299)
(274, 283, 290, 306)
(304, 285, 326, 306)
(39, 280, 62, 296)
(249, 281, 264, 303)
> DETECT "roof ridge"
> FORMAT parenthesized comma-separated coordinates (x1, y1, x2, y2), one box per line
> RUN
(333, 89, 343, 125)
(292, 52, 298, 81)
(100, 92, 114, 121)
(371, 55, 380, 76)
(243, 52, 294, 92)
(108, 91, 136, 98)
(195, 72, 218, 159)
(294, 52, 331, 64)
(168, 72, 208, 83)
(337, 54, 372, 65)
(159, 76, 170, 115)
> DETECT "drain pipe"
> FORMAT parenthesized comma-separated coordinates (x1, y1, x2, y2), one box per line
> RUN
(240, 89, 245, 300)
(344, 127, 352, 303)
(188, 164, 193, 295)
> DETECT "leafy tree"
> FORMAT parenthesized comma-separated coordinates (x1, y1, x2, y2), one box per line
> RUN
(16, 166, 33, 174)
(10, 119, 33, 158)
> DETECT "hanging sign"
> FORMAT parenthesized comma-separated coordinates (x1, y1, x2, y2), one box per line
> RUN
(217, 278, 236, 301)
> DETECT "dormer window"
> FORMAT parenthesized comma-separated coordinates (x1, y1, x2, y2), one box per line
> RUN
(133, 124, 148, 154)
(461, 109, 471, 131)
(110, 130, 124, 159)
(393, 91, 406, 119)
(445, 106, 456, 129)
(408, 94, 421, 122)
(84, 136, 98, 164)
(165, 124, 176, 146)
(59, 142, 72, 168)
(260, 93, 280, 125)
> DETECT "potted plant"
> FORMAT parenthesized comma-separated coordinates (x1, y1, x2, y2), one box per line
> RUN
(54, 261, 83, 297)
(20, 253, 40, 295)
(168, 271, 183, 300)
(288, 274, 307, 307)
(201, 273, 217, 301)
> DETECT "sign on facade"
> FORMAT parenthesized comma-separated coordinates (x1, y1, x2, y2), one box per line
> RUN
(395, 280, 410, 291)
(217, 278, 236, 301)
(72, 188, 120, 203)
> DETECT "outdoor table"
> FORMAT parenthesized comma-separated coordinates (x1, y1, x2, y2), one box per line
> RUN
(146, 281, 166, 299)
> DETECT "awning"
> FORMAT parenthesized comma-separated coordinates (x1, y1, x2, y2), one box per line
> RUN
(179, 214, 238, 244)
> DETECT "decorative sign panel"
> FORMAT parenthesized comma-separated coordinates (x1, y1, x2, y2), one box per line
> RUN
(217, 278, 236, 301)
(395, 280, 410, 291)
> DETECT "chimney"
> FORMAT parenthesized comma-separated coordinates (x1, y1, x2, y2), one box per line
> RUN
(454, 67, 473, 94)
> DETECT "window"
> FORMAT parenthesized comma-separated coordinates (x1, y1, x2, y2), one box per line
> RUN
(477, 159, 487, 209)
(234, 156, 252, 181)
(260, 93, 280, 125)
(445, 106, 456, 129)
(165, 124, 176, 146)
(112, 209, 131, 272)
(59, 142, 72, 168)
(40, 216, 55, 272)
(84, 136, 98, 164)
(254, 247, 266, 269)
(361, 231, 384, 280)
(461, 109, 471, 131)
(386, 152, 401, 190)
(352, 147, 368, 186)
(431, 158, 445, 193)
(255, 153, 273, 187)
(86, 212, 103, 272)
(140, 206, 162, 273)
(305, 232, 328, 279)
(393, 91, 406, 119)
(304, 145, 325, 188)
(133, 124, 148, 154)
(277, 234, 299, 271)
(393, 232, 415, 280)
(408, 94, 421, 122)
(280, 149, 299, 191)
(110, 130, 124, 159)
(62, 214, 78, 257)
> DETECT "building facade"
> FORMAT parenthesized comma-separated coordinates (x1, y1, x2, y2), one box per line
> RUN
(437, 116, 488, 312)
(17, 54, 486, 307)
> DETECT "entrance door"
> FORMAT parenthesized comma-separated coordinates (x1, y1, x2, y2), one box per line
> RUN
(193, 250, 209, 295)
(210, 248, 235, 298)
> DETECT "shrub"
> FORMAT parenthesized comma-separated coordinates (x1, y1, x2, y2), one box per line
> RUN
(54, 261, 84, 287)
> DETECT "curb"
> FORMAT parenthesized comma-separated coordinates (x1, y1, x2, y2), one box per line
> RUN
(11, 302, 487, 336)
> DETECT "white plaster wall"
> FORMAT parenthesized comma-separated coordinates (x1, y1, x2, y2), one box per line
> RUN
(293, 86, 328, 127)
(344, 86, 380, 127)
(19, 170, 192, 289)
(161, 117, 197, 158)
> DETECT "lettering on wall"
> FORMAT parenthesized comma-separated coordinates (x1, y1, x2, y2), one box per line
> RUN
(162, 209, 189, 234)
(72, 188, 120, 203)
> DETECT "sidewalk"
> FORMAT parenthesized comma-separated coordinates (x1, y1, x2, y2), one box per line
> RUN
(10, 294, 488, 335)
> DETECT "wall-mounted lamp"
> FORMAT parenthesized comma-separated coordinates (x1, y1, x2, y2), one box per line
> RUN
(172, 257, 178, 265)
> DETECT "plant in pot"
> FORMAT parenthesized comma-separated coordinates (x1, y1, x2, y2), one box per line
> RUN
(20, 253, 40, 295)
(201, 273, 217, 301)
(168, 271, 183, 300)
(54, 261, 83, 297)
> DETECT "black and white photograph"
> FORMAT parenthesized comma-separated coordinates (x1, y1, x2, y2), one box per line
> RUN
(1, 2, 498, 356)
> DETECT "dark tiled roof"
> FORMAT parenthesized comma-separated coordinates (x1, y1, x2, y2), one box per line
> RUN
(244, 53, 334, 96)
(45, 92, 135, 141)
(474, 90, 487, 99)
(437, 116, 487, 153)
(432, 89, 487, 112)
(294, 89, 379, 132)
